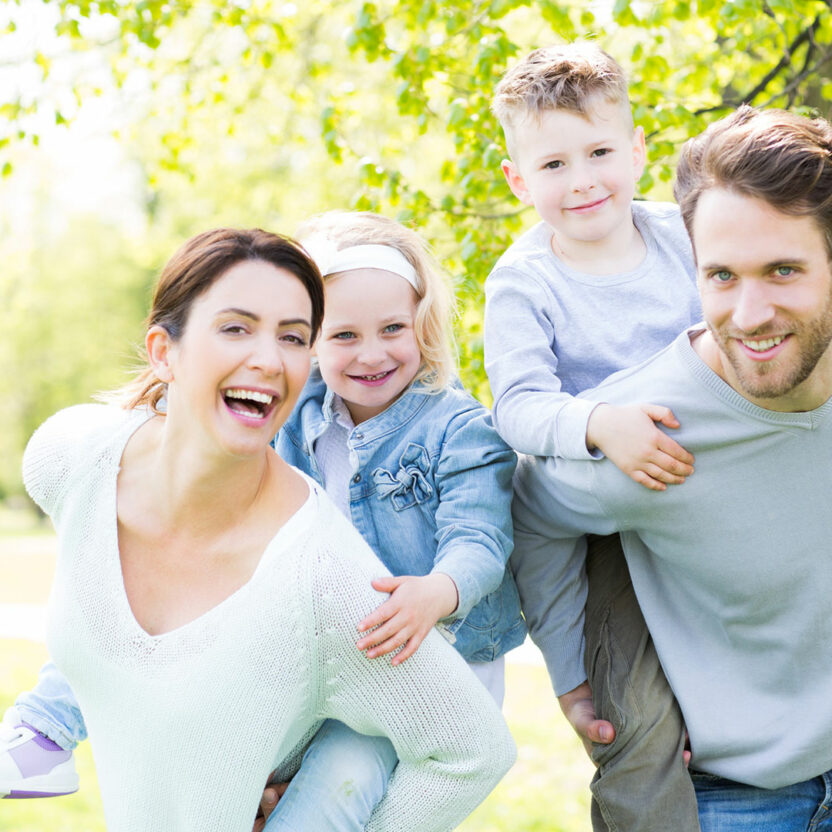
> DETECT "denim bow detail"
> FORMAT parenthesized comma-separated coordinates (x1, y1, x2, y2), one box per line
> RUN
(372, 442, 433, 510)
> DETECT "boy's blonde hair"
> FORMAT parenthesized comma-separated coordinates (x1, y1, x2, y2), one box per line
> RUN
(297, 211, 457, 392)
(492, 42, 632, 159)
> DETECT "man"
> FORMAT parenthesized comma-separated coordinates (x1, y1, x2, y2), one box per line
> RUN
(512, 105, 832, 831)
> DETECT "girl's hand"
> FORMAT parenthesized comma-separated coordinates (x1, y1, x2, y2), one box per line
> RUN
(586, 403, 694, 491)
(356, 573, 459, 665)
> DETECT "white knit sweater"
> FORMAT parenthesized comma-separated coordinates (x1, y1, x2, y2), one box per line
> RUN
(23, 404, 515, 831)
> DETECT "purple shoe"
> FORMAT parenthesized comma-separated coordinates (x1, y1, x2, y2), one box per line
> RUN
(0, 722, 78, 798)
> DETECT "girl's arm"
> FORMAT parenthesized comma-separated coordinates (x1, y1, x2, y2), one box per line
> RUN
(355, 404, 516, 663)
(309, 533, 516, 832)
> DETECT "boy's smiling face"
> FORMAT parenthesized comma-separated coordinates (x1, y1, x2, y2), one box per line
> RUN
(501, 98, 645, 255)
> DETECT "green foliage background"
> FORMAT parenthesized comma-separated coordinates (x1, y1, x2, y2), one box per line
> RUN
(2, 0, 832, 495)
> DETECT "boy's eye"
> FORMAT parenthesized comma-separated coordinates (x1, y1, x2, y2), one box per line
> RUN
(383, 323, 404, 334)
(544, 160, 563, 170)
(591, 147, 612, 157)
(774, 265, 795, 277)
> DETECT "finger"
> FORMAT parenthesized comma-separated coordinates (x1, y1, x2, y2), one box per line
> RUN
(683, 749, 691, 768)
(650, 450, 693, 478)
(261, 787, 278, 809)
(253, 819, 265, 832)
(655, 434, 695, 466)
(366, 629, 410, 659)
(642, 404, 679, 428)
(642, 462, 686, 486)
(357, 600, 397, 635)
(370, 575, 404, 593)
(629, 469, 667, 491)
(357, 613, 404, 650)
(391, 631, 425, 665)
(585, 718, 615, 745)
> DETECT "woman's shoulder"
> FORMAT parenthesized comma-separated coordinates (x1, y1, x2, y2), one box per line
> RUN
(23, 404, 146, 517)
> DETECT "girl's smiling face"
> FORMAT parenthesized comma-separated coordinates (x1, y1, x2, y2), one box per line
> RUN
(314, 267, 423, 424)
(153, 259, 313, 456)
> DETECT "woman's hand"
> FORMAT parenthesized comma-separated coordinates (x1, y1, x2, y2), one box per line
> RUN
(356, 573, 459, 665)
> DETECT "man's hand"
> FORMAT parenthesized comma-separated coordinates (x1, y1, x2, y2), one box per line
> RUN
(252, 775, 288, 832)
(356, 573, 459, 665)
(557, 681, 615, 759)
(586, 403, 694, 491)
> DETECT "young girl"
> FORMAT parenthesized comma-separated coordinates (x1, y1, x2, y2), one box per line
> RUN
(259, 210, 525, 829)
(2, 214, 525, 830)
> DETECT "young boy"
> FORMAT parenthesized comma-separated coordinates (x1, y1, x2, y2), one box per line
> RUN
(485, 43, 702, 831)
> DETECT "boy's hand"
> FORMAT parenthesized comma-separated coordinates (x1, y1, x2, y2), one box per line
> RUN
(356, 573, 459, 665)
(557, 681, 615, 759)
(586, 403, 694, 491)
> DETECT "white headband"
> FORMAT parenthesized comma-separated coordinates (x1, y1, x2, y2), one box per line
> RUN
(301, 234, 420, 292)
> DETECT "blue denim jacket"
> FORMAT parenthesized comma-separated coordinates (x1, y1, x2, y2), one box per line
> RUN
(276, 369, 526, 662)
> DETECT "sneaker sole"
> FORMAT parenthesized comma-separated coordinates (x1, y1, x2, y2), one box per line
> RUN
(3, 786, 79, 799)
(0, 760, 79, 799)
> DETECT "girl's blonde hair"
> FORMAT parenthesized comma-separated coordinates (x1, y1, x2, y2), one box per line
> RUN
(297, 211, 457, 392)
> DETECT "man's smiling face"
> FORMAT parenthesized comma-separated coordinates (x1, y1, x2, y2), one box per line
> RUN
(693, 187, 832, 412)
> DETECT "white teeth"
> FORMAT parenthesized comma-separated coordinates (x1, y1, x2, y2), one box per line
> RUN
(224, 388, 274, 404)
(742, 336, 784, 352)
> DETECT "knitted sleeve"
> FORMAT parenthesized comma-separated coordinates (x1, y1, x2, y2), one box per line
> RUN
(22, 404, 129, 520)
(304, 514, 516, 832)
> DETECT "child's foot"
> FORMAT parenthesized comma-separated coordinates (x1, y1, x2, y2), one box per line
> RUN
(0, 722, 79, 798)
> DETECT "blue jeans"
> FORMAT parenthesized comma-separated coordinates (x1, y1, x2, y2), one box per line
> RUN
(693, 769, 832, 831)
(265, 720, 398, 832)
(11, 661, 86, 751)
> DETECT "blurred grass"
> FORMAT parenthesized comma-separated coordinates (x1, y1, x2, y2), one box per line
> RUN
(0, 517, 593, 832)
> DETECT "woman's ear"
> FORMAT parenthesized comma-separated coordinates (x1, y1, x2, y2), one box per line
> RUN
(146, 325, 176, 383)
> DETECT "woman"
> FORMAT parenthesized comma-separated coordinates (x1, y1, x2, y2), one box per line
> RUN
(21, 228, 515, 831)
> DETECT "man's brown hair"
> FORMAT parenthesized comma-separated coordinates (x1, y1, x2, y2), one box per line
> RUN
(675, 105, 832, 258)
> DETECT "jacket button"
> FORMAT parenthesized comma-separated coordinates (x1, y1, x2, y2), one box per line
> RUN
(353, 474, 361, 483)
(354, 432, 363, 440)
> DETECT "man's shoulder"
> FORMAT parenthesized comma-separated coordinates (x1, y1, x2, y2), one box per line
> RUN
(578, 328, 699, 405)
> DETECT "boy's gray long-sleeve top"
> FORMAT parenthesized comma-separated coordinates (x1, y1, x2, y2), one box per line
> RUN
(484, 201, 701, 458)
(512, 326, 832, 790)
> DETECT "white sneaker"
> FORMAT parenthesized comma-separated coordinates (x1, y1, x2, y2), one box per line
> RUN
(0, 722, 79, 798)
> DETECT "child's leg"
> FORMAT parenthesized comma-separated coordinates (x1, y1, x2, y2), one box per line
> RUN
(8, 661, 86, 749)
(1, 661, 83, 799)
(584, 533, 701, 832)
(265, 719, 397, 832)
(466, 655, 506, 707)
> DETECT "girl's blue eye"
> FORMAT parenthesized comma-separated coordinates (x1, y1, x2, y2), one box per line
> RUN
(384, 323, 404, 334)
(333, 331, 355, 340)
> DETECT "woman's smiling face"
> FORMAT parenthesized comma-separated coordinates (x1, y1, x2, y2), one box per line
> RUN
(156, 259, 313, 456)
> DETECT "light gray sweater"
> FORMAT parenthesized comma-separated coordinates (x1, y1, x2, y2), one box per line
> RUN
(512, 326, 832, 789)
(484, 201, 701, 458)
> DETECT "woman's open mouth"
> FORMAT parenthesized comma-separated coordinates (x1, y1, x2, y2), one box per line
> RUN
(222, 387, 278, 421)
